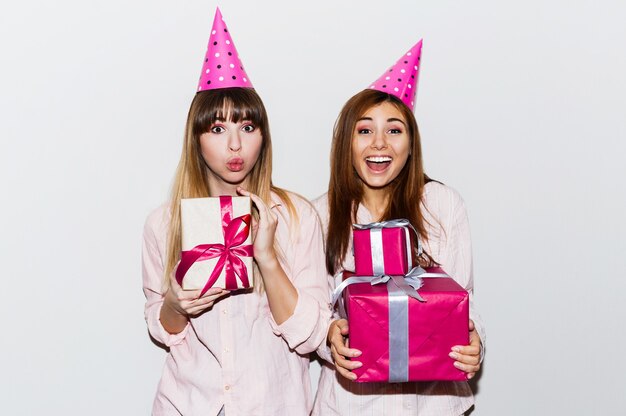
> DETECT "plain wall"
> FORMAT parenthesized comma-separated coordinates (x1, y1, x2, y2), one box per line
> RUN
(1, 0, 625, 414)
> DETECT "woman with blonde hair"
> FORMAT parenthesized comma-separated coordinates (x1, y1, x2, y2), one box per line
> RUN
(142, 9, 329, 415)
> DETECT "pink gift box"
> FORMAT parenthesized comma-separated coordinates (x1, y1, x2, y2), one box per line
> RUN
(176, 195, 254, 295)
(353, 220, 417, 276)
(342, 268, 469, 382)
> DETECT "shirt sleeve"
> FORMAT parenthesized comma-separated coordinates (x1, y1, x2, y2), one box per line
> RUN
(314, 311, 337, 363)
(314, 269, 339, 364)
(306, 195, 336, 363)
(440, 189, 487, 358)
(268, 201, 333, 355)
(142, 211, 190, 347)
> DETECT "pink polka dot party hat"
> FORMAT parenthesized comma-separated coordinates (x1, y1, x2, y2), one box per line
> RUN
(368, 40, 423, 111)
(197, 7, 253, 92)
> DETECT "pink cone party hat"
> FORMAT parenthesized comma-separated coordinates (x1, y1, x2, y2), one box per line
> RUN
(368, 40, 423, 111)
(197, 8, 253, 92)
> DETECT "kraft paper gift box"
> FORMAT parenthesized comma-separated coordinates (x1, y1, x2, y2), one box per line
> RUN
(175, 195, 253, 294)
(353, 219, 418, 276)
(338, 268, 469, 382)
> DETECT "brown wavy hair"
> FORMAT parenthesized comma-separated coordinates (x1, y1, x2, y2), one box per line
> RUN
(165, 88, 295, 289)
(325, 89, 434, 274)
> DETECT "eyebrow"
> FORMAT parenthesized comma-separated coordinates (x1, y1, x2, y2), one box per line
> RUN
(356, 117, 406, 126)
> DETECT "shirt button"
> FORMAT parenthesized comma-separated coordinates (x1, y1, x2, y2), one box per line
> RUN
(224, 347, 230, 353)
(224, 385, 230, 391)
(222, 309, 227, 315)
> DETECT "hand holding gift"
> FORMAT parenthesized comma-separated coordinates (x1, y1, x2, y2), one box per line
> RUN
(237, 187, 298, 325)
(450, 319, 482, 379)
(165, 272, 230, 317)
(160, 266, 231, 335)
(237, 186, 278, 266)
(327, 318, 362, 381)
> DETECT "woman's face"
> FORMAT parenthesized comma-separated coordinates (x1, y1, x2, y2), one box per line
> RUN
(351, 102, 411, 190)
(199, 117, 263, 189)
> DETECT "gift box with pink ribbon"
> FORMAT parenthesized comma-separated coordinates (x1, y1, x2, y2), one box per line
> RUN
(353, 219, 419, 276)
(175, 195, 254, 295)
(333, 267, 469, 382)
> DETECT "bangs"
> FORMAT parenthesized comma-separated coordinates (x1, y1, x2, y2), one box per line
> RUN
(192, 88, 265, 135)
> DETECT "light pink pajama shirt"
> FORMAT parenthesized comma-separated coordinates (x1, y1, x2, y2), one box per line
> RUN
(312, 181, 486, 416)
(142, 193, 331, 416)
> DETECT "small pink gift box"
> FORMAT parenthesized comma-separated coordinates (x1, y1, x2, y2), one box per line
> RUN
(175, 195, 254, 295)
(353, 219, 418, 276)
(336, 268, 469, 382)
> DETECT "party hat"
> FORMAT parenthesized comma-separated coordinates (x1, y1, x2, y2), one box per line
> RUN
(368, 40, 422, 111)
(197, 8, 253, 92)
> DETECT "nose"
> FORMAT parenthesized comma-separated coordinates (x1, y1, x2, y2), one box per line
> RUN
(228, 131, 242, 152)
(370, 129, 387, 150)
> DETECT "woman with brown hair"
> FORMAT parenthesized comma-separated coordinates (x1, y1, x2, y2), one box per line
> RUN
(313, 40, 485, 415)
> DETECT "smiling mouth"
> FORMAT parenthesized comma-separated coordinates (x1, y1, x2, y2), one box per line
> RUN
(365, 156, 392, 172)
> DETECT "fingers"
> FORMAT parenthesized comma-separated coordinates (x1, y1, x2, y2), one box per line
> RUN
(335, 318, 350, 336)
(237, 187, 278, 265)
(167, 275, 230, 316)
(199, 287, 228, 298)
(449, 320, 482, 378)
(237, 187, 278, 224)
(450, 343, 481, 378)
(328, 319, 361, 358)
(185, 290, 230, 316)
(469, 322, 481, 347)
(328, 320, 362, 381)
(169, 269, 204, 298)
(451, 356, 481, 379)
(331, 345, 361, 380)
(237, 187, 267, 215)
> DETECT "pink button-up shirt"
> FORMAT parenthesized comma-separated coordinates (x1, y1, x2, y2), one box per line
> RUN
(312, 181, 486, 416)
(142, 193, 331, 416)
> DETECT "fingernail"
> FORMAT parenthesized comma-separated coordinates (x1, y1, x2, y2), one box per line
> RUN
(449, 352, 458, 360)
(350, 373, 358, 380)
(353, 361, 363, 368)
(352, 350, 362, 357)
(453, 361, 462, 369)
(467, 373, 474, 380)
(452, 346, 461, 353)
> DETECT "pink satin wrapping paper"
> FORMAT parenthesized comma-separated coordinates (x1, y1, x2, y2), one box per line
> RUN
(343, 269, 469, 382)
(353, 226, 417, 276)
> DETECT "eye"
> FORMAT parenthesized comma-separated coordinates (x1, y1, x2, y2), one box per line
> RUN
(388, 128, 403, 134)
(242, 123, 256, 133)
(210, 125, 225, 134)
(356, 128, 372, 135)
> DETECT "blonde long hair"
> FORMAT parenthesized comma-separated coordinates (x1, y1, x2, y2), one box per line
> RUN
(165, 88, 295, 289)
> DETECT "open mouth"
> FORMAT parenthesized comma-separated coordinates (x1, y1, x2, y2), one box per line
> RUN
(365, 156, 392, 172)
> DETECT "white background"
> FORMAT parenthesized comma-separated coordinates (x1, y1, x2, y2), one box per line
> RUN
(1, 0, 625, 414)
